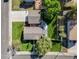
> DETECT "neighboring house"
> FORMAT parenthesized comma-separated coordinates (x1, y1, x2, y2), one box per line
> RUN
(23, 0, 42, 10)
(35, 0, 42, 10)
(67, 20, 77, 47)
(62, 0, 77, 54)
(24, 10, 45, 40)
(68, 20, 77, 41)
(67, 20, 77, 54)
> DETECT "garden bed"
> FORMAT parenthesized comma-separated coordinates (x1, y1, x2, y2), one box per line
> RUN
(51, 41, 61, 52)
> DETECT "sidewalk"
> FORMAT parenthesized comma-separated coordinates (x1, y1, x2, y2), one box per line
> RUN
(15, 51, 77, 56)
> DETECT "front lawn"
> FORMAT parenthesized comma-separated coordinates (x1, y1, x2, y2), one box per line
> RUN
(12, 22, 32, 51)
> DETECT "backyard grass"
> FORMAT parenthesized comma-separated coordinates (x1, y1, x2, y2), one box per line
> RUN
(48, 23, 57, 40)
(12, 22, 32, 51)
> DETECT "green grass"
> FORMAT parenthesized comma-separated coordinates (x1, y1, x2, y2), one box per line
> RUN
(47, 21, 57, 40)
(51, 41, 61, 52)
(12, 22, 32, 51)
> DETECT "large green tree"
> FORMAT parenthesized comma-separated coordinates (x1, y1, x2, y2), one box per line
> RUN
(35, 37, 52, 56)
(41, 0, 61, 23)
(41, 0, 61, 39)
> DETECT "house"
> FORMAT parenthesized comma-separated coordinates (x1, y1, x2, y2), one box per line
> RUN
(68, 20, 77, 41)
(24, 27, 44, 40)
(24, 10, 45, 40)
(67, 20, 77, 54)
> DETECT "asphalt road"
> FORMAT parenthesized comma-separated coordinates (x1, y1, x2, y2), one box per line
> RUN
(1, 0, 9, 59)
(12, 55, 77, 59)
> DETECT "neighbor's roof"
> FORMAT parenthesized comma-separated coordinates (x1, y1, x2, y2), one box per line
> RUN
(69, 25, 77, 40)
(28, 10, 40, 16)
(64, 0, 77, 8)
(28, 16, 40, 24)
(24, 27, 44, 40)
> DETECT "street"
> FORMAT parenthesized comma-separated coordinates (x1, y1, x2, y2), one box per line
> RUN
(1, 0, 9, 59)
(12, 55, 77, 59)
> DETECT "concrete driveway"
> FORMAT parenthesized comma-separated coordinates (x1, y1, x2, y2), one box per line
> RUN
(10, 11, 28, 22)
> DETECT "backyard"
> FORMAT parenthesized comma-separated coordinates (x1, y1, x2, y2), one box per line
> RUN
(12, 22, 61, 52)
(41, 0, 61, 40)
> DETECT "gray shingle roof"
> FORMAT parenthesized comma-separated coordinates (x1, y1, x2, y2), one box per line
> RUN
(27, 10, 41, 24)
(24, 27, 44, 40)
(28, 16, 40, 24)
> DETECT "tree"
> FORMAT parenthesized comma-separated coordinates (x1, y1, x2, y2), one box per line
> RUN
(35, 37, 52, 56)
(41, 0, 61, 39)
(41, 0, 61, 24)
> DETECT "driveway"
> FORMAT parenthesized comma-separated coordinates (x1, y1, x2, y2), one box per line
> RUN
(11, 11, 28, 22)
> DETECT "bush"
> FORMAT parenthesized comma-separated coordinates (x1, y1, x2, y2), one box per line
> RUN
(35, 37, 52, 56)
(17, 43, 32, 51)
(41, 0, 61, 39)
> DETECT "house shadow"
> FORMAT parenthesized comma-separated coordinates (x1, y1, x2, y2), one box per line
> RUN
(19, 1, 34, 9)
(61, 39, 76, 48)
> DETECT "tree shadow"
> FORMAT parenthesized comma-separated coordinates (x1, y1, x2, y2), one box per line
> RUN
(19, 1, 34, 9)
